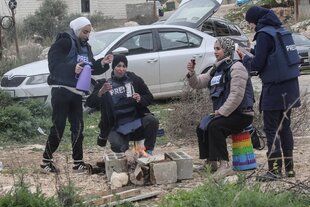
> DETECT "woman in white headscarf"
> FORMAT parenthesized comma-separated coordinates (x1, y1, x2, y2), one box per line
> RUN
(40, 17, 113, 174)
(186, 37, 255, 178)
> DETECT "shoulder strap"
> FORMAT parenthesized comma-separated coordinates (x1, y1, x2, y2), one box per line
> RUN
(221, 60, 238, 83)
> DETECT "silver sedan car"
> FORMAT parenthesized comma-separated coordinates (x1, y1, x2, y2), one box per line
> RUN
(0, 0, 222, 101)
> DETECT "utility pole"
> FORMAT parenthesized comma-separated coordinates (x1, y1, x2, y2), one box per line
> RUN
(153, 0, 157, 19)
(294, 0, 299, 21)
(0, 17, 2, 60)
(9, 0, 19, 59)
(0, 16, 14, 60)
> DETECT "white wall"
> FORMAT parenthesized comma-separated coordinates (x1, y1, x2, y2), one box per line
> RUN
(0, 0, 145, 22)
(91, 0, 145, 19)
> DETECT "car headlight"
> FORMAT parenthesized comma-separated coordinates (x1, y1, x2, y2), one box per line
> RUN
(26, 74, 49, 85)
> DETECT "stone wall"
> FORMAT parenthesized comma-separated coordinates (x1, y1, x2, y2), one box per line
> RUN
(299, 0, 310, 21)
(126, 3, 155, 21)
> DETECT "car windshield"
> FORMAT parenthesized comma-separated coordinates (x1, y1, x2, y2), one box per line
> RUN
(89, 32, 124, 55)
(165, 0, 219, 27)
(292, 34, 310, 46)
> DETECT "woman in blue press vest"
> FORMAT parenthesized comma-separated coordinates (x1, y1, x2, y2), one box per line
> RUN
(40, 17, 113, 173)
(86, 55, 159, 155)
(237, 6, 301, 181)
(187, 37, 254, 178)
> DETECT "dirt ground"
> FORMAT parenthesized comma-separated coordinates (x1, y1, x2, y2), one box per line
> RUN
(0, 136, 309, 205)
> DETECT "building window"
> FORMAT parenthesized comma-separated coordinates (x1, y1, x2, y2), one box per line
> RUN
(81, 0, 90, 13)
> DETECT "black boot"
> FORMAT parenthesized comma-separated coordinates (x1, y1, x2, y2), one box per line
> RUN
(256, 153, 282, 182)
(283, 150, 295, 177)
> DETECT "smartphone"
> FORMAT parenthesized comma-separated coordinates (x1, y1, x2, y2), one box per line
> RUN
(191, 59, 196, 66)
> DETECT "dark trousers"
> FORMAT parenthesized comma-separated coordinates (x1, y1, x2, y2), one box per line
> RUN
(43, 87, 84, 162)
(108, 114, 159, 153)
(197, 111, 253, 161)
(263, 110, 293, 156)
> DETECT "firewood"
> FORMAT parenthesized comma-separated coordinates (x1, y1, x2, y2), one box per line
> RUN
(89, 189, 141, 206)
(108, 191, 161, 206)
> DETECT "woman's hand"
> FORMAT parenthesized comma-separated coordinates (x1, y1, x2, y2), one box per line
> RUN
(101, 54, 113, 65)
(187, 59, 196, 77)
(236, 49, 245, 60)
(132, 93, 141, 103)
(98, 82, 112, 97)
(75, 62, 84, 74)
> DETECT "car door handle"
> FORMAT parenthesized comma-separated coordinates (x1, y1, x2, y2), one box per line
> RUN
(147, 59, 158, 63)
(193, 54, 203, 58)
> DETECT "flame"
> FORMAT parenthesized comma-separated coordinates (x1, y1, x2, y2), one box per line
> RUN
(133, 142, 148, 158)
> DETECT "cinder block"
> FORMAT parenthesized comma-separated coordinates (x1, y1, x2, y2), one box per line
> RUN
(105, 153, 128, 180)
(150, 161, 177, 185)
(165, 151, 193, 180)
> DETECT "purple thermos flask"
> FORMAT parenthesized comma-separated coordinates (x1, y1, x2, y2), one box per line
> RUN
(76, 64, 92, 91)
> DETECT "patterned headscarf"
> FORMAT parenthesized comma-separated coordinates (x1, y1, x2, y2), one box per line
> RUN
(216, 37, 235, 59)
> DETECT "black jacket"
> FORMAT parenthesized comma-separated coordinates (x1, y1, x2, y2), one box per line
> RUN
(86, 71, 154, 138)
(47, 31, 109, 87)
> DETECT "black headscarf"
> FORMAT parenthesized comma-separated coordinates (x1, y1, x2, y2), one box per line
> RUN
(245, 6, 269, 25)
(112, 54, 128, 70)
(245, 5, 282, 32)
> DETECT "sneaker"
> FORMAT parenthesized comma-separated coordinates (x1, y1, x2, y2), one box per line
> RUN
(146, 150, 153, 156)
(40, 162, 60, 174)
(72, 162, 88, 173)
(286, 170, 296, 178)
(213, 161, 235, 180)
(213, 165, 235, 180)
(256, 171, 282, 182)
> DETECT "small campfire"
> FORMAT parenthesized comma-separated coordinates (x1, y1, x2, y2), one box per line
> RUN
(87, 142, 193, 190)
(132, 141, 148, 158)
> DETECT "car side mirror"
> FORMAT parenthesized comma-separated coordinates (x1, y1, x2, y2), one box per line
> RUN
(112, 47, 129, 55)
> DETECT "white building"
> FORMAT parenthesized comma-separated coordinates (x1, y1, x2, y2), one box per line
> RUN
(0, 0, 146, 22)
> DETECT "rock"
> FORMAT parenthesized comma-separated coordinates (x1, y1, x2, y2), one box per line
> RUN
(124, 21, 139, 27)
(223, 175, 239, 184)
(110, 172, 128, 189)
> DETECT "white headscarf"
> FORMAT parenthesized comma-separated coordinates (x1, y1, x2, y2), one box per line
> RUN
(69, 17, 91, 37)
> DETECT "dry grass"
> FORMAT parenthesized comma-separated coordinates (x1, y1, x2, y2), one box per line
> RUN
(166, 82, 310, 141)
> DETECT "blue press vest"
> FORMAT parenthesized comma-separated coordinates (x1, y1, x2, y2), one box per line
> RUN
(65, 32, 91, 66)
(109, 76, 137, 125)
(255, 26, 300, 83)
(209, 61, 254, 111)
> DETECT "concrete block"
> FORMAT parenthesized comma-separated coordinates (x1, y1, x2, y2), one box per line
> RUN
(165, 151, 193, 180)
(105, 153, 128, 180)
(150, 161, 177, 185)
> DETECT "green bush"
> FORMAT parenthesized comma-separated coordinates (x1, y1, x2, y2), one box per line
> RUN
(22, 0, 68, 39)
(18, 99, 51, 118)
(0, 105, 38, 142)
(0, 181, 62, 207)
(0, 90, 14, 108)
(160, 178, 310, 207)
(57, 181, 90, 207)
